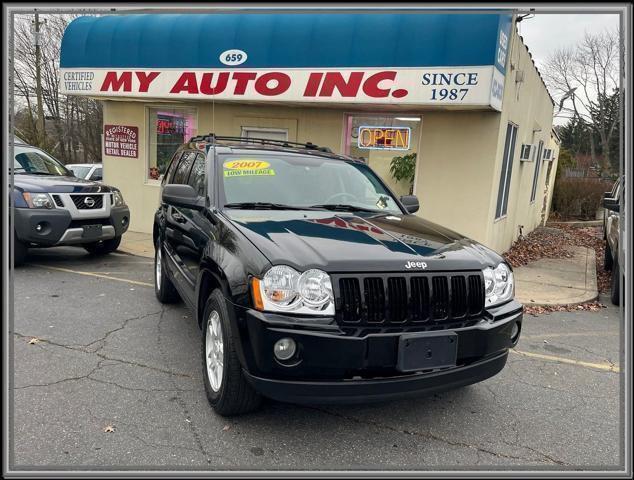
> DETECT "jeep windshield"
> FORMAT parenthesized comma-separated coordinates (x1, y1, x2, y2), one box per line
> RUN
(220, 154, 403, 215)
(12, 146, 71, 176)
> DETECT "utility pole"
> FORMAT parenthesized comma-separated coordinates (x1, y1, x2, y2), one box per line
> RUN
(32, 13, 46, 145)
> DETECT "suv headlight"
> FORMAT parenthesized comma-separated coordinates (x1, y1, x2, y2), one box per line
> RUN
(22, 192, 54, 209)
(251, 265, 334, 316)
(112, 189, 126, 207)
(483, 263, 514, 307)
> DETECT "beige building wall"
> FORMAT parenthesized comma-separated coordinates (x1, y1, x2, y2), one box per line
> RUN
(413, 110, 502, 245)
(484, 26, 556, 252)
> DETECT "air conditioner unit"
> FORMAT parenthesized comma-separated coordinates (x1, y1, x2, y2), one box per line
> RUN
(543, 148, 553, 161)
(519, 144, 534, 161)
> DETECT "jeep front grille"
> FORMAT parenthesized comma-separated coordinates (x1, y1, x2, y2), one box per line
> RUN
(333, 272, 484, 326)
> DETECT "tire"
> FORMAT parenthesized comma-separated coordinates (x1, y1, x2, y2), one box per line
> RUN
(83, 235, 122, 255)
(154, 241, 180, 304)
(13, 232, 27, 267)
(610, 257, 620, 306)
(201, 289, 262, 416)
(604, 241, 613, 271)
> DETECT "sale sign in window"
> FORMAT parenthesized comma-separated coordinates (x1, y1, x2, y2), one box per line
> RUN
(104, 125, 139, 158)
(357, 126, 411, 150)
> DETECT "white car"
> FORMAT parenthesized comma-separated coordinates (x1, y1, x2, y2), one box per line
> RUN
(66, 163, 103, 181)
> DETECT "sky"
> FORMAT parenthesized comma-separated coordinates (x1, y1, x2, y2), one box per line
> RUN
(517, 13, 620, 125)
(518, 13, 620, 69)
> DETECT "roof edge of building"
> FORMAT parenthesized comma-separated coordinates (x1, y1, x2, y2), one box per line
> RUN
(515, 25, 556, 108)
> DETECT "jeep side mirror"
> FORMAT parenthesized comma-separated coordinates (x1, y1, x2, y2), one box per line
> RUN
(603, 197, 620, 213)
(162, 184, 205, 210)
(400, 195, 419, 214)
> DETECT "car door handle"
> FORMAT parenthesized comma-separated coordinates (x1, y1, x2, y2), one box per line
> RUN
(172, 212, 187, 224)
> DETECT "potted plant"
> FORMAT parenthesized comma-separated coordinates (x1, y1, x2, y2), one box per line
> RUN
(389, 152, 417, 194)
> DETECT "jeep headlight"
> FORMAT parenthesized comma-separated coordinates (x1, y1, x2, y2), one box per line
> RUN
(483, 263, 514, 307)
(251, 265, 334, 316)
(112, 189, 126, 207)
(22, 192, 54, 209)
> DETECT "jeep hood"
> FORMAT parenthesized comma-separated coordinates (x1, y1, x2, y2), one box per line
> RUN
(224, 210, 503, 273)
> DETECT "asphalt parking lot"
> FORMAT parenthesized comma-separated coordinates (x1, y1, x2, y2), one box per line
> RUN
(10, 247, 624, 471)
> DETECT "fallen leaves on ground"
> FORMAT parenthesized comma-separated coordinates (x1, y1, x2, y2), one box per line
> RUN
(523, 302, 607, 317)
(503, 223, 611, 315)
(27, 337, 41, 345)
(503, 224, 610, 294)
(222, 425, 231, 432)
(103, 425, 115, 433)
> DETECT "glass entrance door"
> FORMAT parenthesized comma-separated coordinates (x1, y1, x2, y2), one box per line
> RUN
(343, 114, 421, 197)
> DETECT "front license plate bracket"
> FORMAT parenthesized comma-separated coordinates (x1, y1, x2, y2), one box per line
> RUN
(397, 332, 458, 372)
(81, 224, 103, 239)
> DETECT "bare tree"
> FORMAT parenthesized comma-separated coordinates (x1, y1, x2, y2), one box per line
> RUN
(542, 29, 621, 173)
(12, 13, 103, 164)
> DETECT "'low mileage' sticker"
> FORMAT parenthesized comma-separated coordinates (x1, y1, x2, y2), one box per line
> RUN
(223, 160, 276, 177)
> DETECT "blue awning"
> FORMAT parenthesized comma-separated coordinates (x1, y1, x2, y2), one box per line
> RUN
(61, 12, 513, 71)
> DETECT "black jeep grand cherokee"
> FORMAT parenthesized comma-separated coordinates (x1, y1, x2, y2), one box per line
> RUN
(154, 135, 522, 416)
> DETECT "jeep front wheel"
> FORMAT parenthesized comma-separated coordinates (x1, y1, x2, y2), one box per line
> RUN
(201, 289, 261, 416)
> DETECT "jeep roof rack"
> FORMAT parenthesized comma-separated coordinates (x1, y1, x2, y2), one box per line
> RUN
(189, 134, 333, 153)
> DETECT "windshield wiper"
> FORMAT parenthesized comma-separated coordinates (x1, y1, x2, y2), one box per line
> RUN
(224, 202, 308, 211)
(308, 204, 384, 213)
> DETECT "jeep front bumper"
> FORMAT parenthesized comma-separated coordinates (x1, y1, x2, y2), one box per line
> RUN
(233, 300, 522, 404)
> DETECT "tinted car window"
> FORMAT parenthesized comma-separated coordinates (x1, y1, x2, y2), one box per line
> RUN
(187, 153, 206, 196)
(171, 151, 196, 184)
(90, 168, 103, 181)
(70, 165, 92, 178)
(220, 154, 402, 214)
(13, 146, 70, 176)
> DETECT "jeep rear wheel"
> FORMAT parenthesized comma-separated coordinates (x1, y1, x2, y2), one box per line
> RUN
(201, 289, 261, 416)
(83, 235, 122, 255)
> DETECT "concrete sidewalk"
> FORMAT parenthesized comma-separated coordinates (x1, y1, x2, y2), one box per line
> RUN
(117, 231, 599, 306)
(513, 246, 598, 306)
(119, 230, 154, 258)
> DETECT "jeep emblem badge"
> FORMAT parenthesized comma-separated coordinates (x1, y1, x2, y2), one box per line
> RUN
(84, 196, 95, 208)
(405, 260, 428, 269)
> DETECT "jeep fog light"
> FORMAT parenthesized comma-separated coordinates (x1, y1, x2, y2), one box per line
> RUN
(273, 338, 296, 361)
(510, 322, 520, 343)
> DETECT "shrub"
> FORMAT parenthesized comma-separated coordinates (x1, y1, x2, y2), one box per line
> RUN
(552, 177, 612, 220)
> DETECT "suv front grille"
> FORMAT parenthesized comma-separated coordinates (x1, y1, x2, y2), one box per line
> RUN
(70, 194, 103, 210)
(334, 272, 484, 327)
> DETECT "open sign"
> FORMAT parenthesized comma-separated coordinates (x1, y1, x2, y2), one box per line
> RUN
(357, 126, 411, 150)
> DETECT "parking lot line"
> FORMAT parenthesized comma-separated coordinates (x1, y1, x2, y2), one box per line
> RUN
(511, 348, 620, 373)
(29, 264, 153, 288)
(521, 332, 618, 340)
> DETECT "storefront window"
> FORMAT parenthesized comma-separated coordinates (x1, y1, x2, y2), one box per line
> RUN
(147, 107, 197, 181)
(343, 115, 421, 197)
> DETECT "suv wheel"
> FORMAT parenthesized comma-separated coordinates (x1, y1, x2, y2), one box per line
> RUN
(84, 235, 122, 255)
(604, 242, 613, 271)
(154, 241, 180, 303)
(14, 232, 28, 267)
(610, 257, 620, 306)
(201, 289, 261, 416)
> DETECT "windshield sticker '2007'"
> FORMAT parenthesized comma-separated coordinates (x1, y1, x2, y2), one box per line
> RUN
(223, 160, 276, 177)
